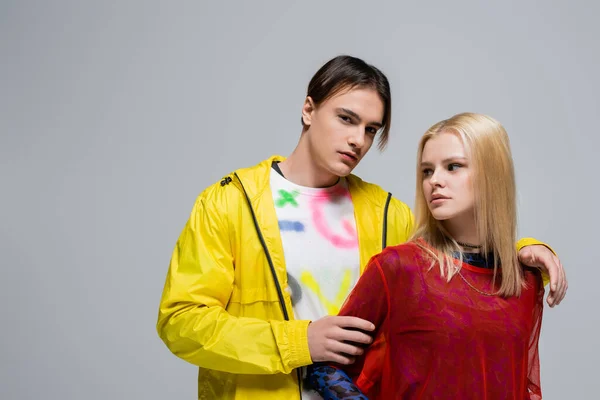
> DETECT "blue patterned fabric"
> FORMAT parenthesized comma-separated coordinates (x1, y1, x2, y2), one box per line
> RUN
(306, 364, 368, 399)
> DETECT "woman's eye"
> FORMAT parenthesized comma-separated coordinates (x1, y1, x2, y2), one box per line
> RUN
(448, 163, 462, 171)
(422, 169, 433, 176)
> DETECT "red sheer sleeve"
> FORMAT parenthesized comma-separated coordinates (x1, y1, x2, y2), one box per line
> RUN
(527, 272, 545, 400)
(336, 255, 390, 396)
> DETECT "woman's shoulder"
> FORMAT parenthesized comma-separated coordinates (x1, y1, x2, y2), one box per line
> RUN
(373, 240, 430, 274)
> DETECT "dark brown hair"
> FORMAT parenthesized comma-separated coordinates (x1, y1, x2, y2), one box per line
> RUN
(302, 55, 392, 150)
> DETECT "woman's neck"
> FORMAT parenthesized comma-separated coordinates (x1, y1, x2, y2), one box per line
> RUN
(442, 214, 480, 251)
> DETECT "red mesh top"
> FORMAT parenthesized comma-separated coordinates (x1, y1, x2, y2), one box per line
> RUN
(338, 240, 544, 400)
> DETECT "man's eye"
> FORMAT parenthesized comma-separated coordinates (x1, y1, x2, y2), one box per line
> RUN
(366, 127, 378, 135)
(339, 115, 351, 123)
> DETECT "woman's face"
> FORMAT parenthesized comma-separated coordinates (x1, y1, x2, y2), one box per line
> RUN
(421, 131, 475, 223)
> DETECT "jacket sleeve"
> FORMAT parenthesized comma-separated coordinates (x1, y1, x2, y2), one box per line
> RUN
(156, 188, 312, 374)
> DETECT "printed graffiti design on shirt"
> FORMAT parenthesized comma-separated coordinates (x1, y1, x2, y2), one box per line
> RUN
(287, 272, 303, 306)
(279, 220, 305, 232)
(288, 269, 354, 314)
(300, 269, 353, 315)
(275, 189, 300, 208)
(310, 187, 358, 249)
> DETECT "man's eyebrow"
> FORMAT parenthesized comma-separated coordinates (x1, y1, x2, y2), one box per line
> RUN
(337, 107, 383, 128)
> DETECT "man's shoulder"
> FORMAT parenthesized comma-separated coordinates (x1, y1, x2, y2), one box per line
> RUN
(195, 155, 283, 204)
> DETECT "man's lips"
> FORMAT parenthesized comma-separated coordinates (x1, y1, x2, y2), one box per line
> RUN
(339, 151, 358, 161)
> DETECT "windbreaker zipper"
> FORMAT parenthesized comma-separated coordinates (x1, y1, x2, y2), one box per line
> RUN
(233, 173, 303, 399)
(382, 192, 392, 250)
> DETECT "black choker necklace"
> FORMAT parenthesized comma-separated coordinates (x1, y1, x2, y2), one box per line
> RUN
(456, 240, 482, 249)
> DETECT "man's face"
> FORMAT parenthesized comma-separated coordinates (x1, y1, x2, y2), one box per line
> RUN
(302, 87, 384, 179)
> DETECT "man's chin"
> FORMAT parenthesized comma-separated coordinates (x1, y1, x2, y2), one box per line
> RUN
(334, 160, 358, 176)
(332, 166, 354, 178)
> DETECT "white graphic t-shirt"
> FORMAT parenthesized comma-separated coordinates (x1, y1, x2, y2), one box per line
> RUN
(270, 167, 361, 399)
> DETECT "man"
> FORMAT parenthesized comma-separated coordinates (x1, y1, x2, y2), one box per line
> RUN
(157, 55, 567, 399)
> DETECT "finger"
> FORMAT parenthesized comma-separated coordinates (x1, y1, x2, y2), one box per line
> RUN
(547, 293, 555, 308)
(327, 352, 356, 365)
(335, 329, 373, 345)
(335, 316, 375, 331)
(550, 255, 565, 304)
(558, 265, 566, 304)
(564, 262, 569, 293)
(552, 254, 561, 271)
(555, 258, 567, 305)
(546, 255, 559, 293)
(546, 276, 556, 308)
(328, 340, 365, 357)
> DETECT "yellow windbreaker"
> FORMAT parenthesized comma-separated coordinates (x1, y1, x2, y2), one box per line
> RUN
(157, 155, 547, 399)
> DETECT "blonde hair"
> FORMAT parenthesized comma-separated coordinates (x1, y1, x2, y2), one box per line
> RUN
(412, 112, 523, 297)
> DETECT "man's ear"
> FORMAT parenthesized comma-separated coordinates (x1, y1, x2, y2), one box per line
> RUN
(301, 96, 316, 127)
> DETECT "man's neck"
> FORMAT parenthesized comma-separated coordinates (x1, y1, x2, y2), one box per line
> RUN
(279, 143, 339, 188)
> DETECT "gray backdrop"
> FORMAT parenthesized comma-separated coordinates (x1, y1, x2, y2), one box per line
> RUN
(1, 1, 597, 399)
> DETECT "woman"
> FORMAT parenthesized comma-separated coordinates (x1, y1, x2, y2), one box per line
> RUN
(308, 112, 545, 399)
